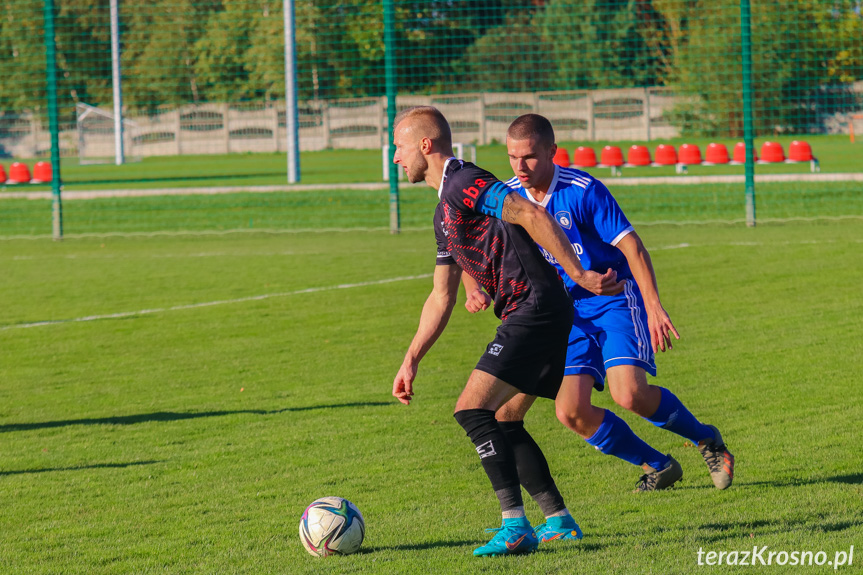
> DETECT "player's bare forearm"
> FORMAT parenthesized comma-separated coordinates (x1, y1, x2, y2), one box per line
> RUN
(616, 232, 680, 351)
(403, 264, 461, 364)
(394, 265, 461, 405)
(616, 232, 662, 306)
(501, 193, 623, 295)
(501, 194, 584, 279)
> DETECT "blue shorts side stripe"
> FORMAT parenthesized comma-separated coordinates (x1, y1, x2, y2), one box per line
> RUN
(624, 281, 650, 363)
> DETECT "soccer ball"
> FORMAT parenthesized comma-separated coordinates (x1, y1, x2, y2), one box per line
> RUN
(299, 497, 365, 557)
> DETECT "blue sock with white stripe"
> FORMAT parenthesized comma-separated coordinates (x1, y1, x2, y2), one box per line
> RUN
(646, 387, 714, 444)
(585, 409, 669, 471)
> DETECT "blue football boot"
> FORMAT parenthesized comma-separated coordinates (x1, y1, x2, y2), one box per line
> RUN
(534, 514, 583, 543)
(473, 517, 539, 557)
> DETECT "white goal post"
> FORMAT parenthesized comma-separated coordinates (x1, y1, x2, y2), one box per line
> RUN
(76, 103, 141, 165)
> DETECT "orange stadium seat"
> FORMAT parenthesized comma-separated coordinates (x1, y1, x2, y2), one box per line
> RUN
(705, 143, 729, 164)
(572, 146, 597, 168)
(553, 147, 571, 167)
(679, 144, 702, 165)
(761, 141, 785, 163)
(31, 161, 53, 183)
(600, 146, 623, 167)
(0, 164, 6, 183)
(789, 140, 814, 162)
(7, 162, 31, 184)
(732, 142, 758, 163)
(655, 144, 677, 165)
(626, 145, 651, 166)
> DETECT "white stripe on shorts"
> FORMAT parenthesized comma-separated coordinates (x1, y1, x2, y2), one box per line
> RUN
(624, 280, 651, 363)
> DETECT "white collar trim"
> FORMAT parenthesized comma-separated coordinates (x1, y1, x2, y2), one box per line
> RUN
(524, 165, 560, 208)
(438, 157, 457, 199)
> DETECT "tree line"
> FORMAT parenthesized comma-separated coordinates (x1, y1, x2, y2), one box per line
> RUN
(1, 0, 861, 136)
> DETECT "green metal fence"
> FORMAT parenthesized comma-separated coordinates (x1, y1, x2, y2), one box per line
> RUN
(1, 0, 862, 237)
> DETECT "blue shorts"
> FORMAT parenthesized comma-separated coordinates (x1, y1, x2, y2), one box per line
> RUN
(565, 280, 656, 391)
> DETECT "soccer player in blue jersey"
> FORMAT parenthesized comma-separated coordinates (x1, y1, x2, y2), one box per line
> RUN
(465, 113, 734, 495)
(390, 106, 623, 556)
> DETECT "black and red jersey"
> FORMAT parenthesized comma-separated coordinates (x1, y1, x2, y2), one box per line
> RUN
(433, 159, 571, 321)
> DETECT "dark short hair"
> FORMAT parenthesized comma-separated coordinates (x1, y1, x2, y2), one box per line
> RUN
(393, 106, 452, 149)
(507, 114, 555, 147)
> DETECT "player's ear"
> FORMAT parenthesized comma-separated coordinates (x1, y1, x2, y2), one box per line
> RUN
(419, 137, 433, 155)
(548, 142, 558, 160)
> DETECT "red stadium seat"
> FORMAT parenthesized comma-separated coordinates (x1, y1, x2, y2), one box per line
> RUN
(599, 146, 623, 167)
(760, 141, 785, 163)
(788, 140, 813, 162)
(705, 143, 729, 164)
(553, 147, 571, 167)
(31, 161, 53, 183)
(572, 146, 597, 168)
(7, 162, 31, 184)
(0, 164, 6, 183)
(679, 144, 702, 165)
(627, 145, 651, 166)
(732, 142, 758, 163)
(654, 144, 677, 165)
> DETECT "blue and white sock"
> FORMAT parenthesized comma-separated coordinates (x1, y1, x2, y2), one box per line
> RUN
(646, 387, 714, 444)
(585, 409, 669, 471)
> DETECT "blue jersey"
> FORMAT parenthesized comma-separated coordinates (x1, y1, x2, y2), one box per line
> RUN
(505, 166, 634, 300)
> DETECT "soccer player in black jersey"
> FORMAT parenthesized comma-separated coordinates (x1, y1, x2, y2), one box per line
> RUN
(390, 106, 623, 556)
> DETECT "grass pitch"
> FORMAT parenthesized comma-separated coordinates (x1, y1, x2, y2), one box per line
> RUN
(2, 134, 860, 193)
(1, 221, 862, 573)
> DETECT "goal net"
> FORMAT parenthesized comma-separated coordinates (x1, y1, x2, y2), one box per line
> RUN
(76, 103, 141, 165)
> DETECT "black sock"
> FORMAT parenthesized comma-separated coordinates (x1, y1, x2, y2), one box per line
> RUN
(499, 420, 566, 517)
(453, 409, 523, 512)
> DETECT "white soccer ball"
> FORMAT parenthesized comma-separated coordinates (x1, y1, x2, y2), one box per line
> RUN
(299, 496, 365, 557)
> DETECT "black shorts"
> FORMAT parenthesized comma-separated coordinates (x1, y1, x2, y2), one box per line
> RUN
(474, 306, 574, 400)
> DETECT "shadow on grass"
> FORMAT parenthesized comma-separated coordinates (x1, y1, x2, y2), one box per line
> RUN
(827, 472, 863, 485)
(0, 460, 160, 476)
(358, 539, 605, 555)
(731, 472, 863, 489)
(697, 516, 863, 543)
(0, 402, 390, 433)
(357, 540, 477, 553)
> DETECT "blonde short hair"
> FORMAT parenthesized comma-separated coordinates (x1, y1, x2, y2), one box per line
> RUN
(393, 106, 452, 149)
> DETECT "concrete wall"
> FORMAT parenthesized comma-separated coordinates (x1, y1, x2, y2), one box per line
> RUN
(2, 84, 860, 159)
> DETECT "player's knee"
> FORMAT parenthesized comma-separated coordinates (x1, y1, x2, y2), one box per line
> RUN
(612, 387, 655, 417)
(611, 390, 638, 413)
(555, 403, 592, 436)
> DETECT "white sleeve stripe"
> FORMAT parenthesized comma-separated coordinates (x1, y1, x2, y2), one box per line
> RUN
(610, 227, 634, 246)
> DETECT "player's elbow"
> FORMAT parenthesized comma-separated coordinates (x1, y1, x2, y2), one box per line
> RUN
(431, 288, 458, 312)
(515, 202, 548, 233)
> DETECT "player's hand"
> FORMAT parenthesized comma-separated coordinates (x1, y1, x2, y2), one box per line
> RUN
(465, 288, 491, 313)
(392, 360, 417, 405)
(581, 268, 625, 296)
(647, 304, 680, 353)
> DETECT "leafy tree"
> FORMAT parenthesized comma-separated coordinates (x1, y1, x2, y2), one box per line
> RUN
(643, 0, 862, 137)
(195, 0, 263, 102)
(0, 0, 48, 113)
(456, 15, 552, 93)
(536, 0, 657, 91)
(121, 0, 215, 112)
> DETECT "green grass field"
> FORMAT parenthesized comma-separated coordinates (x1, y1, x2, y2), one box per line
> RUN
(1, 134, 860, 193)
(1, 221, 862, 574)
(2, 180, 862, 237)
(1, 136, 859, 238)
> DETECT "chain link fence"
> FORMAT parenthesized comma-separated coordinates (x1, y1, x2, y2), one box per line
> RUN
(1, 0, 862, 236)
